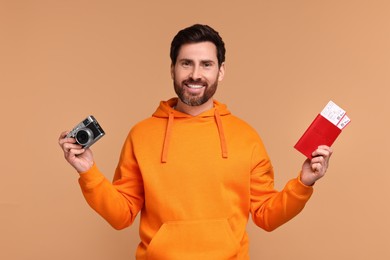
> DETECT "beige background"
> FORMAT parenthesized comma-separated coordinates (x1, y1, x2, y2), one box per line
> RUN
(1, 0, 389, 259)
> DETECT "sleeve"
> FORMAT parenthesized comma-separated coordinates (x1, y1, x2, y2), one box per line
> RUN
(250, 141, 313, 232)
(78, 131, 144, 230)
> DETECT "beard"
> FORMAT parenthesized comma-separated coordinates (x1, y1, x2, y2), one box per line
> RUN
(173, 78, 218, 106)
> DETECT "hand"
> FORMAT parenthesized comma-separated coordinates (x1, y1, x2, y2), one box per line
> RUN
(58, 131, 94, 173)
(300, 145, 333, 186)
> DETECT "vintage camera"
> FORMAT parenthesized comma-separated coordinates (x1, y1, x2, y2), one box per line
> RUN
(66, 115, 105, 149)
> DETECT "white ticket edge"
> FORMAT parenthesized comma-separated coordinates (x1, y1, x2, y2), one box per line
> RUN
(320, 100, 346, 126)
(337, 114, 351, 129)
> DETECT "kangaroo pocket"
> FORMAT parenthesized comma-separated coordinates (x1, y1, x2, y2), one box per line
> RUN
(146, 218, 240, 260)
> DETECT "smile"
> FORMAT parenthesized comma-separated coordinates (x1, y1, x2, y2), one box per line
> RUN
(186, 84, 205, 89)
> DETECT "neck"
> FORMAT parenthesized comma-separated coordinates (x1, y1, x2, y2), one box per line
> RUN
(175, 98, 214, 116)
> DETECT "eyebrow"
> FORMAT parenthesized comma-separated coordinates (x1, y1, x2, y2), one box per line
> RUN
(178, 58, 216, 64)
(201, 60, 215, 64)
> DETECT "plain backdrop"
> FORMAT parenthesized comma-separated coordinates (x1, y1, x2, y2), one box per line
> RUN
(1, 0, 389, 259)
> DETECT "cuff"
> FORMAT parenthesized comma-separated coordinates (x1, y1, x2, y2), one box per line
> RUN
(78, 163, 106, 190)
(287, 174, 314, 199)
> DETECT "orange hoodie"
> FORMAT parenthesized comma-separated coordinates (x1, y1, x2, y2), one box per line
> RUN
(79, 98, 313, 259)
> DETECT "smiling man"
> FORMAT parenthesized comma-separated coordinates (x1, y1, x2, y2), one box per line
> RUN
(172, 41, 224, 114)
(59, 24, 332, 259)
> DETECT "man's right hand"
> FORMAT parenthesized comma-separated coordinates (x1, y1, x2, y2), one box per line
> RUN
(58, 131, 94, 173)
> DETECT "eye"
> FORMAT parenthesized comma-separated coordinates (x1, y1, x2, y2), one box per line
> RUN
(181, 60, 191, 68)
(202, 61, 214, 68)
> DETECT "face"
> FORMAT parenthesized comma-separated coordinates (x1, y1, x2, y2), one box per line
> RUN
(171, 42, 225, 107)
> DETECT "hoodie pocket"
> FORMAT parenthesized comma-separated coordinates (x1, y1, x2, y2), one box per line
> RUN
(146, 218, 240, 260)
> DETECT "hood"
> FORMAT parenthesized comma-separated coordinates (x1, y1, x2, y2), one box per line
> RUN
(152, 98, 231, 163)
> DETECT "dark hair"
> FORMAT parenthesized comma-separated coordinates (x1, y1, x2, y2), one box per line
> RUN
(170, 24, 226, 67)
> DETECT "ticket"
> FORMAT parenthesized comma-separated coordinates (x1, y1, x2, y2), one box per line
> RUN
(320, 100, 346, 126)
(337, 115, 351, 129)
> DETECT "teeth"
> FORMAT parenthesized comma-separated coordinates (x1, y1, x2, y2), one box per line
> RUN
(187, 84, 204, 89)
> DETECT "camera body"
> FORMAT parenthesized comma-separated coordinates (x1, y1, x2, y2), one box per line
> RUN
(66, 115, 105, 149)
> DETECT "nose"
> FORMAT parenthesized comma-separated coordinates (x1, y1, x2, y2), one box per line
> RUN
(190, 65, 201, 80)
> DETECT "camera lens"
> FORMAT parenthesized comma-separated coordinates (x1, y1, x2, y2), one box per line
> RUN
(75, 128, 93, 146)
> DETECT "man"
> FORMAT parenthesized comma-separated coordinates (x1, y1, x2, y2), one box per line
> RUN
(59, 24, 332, 259)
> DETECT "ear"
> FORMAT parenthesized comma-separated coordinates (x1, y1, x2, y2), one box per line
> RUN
(170, 63, 175, 80)
(218, 62, 225, 82)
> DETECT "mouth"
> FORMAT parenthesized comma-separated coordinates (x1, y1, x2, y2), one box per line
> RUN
(186, 83, 205, 89)
(184, 80, 206, 89)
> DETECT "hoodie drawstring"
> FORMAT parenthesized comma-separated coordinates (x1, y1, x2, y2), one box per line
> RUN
(161, 111, 174, 163)
(214, 109, 228, 159)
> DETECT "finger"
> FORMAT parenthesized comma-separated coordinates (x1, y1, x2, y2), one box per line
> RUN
(63, 142, 83, 153)
(61, 137, 76, 145)
(71, 148, 85, 155)
(311, 162, 320, 172)
(311, 155, 325, 163)
(318, 145, 333, 151)
(312, 149, 328, 158)
(59, 136, 77, 147)
(311, 160, 325, 173)
(312, 146, 332, 158)
(64, 148, 84, 161)
(317, 145, 333, 155)
(59, 131, 69, 140)
(58, 131, 71, 146)
(311, 161, 322, 173)
(62, 143, 71, 153)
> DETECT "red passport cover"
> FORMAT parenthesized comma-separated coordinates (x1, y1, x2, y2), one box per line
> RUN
(294, 114, 342, 158)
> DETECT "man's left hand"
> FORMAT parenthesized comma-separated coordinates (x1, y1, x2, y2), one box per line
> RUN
(300, 145, 333, 186)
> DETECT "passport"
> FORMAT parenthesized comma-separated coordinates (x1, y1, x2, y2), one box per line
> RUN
(294, 101, 351, 158)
